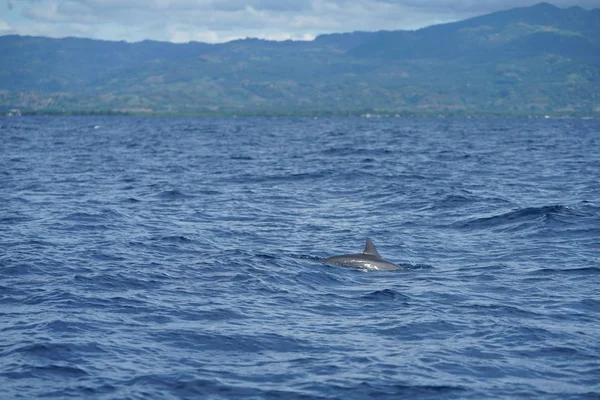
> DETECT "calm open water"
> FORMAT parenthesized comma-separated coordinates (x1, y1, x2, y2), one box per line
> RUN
(1, 116, 599, 399)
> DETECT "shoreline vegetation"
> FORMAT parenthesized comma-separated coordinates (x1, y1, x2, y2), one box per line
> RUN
(3, 109, 598, 118)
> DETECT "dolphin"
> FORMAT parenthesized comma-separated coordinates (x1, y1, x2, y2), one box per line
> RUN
(321, 238, 404, 271)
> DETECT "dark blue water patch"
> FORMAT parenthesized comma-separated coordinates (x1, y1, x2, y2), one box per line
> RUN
(154, 189, 195, 199)
(0, 259, 49, 276)
(453, 204, 576, 230)
(42, 383, 120, 398)
(360, 289, 411, 302)
(3, 341, 105, 360)
(20, 289, 83, 306)
(0, 213, 37, 225)
(230, 155, 254, 160)
(513, 345, 580, 359)
(7, 134, 31, 143)
(459, 302, 543, 319)
(533, 267, 600, 275)
(120, 373, 325, 400)
(72, 271, 165, 291)
(573, 298, 600, 313)
(377, 319, 465, 341)
(1, 116, 600, 399)
(2, 364, 90, 379)
(436, 194, 479, 209)
(174, 306, 246, 322)
(151, 235, 193, 243)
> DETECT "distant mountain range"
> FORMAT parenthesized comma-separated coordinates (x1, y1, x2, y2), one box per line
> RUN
(1, 2, 599, 116)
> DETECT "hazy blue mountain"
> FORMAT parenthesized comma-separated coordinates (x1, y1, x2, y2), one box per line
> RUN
(1, 2, 599, 115)
(349, 3, 600, 63)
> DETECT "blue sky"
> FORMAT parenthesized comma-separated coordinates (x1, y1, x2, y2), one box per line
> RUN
(1, 0, 598, 43)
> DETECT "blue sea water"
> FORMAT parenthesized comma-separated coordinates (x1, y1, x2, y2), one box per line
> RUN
(1, 115, 599, 399)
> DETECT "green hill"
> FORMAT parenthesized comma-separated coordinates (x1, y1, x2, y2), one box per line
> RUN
(1, 2, 599, 116)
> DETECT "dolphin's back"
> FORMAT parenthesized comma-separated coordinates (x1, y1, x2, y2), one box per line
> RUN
(321, 239, 403, 271)
(323, 254, 401, 271)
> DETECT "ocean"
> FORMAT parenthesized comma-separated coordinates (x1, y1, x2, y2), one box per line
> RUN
(1, 116, 599, 399)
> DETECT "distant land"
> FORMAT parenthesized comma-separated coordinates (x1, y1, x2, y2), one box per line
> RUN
(1, 2, 599, 116)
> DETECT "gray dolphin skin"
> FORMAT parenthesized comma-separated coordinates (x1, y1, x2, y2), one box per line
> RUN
(322, 238, 404, 271)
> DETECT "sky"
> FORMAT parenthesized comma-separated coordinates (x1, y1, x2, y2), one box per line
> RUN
(0, 0, 598, 43)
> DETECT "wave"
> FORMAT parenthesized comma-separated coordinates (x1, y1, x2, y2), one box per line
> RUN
(454, 204, 578, 231)
(2, 364, 89, 379)
(155, 189, 194, 199)
(60, 209, 132, 223)
(532, 266, 600, 275)
(360, 289, 410, 302)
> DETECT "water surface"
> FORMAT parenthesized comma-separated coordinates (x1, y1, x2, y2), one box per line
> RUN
(1, 116, 599, 399)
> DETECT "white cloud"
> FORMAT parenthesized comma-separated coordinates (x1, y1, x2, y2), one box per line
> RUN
(0, 19, 11, 31)
(24, 2, 63, 22)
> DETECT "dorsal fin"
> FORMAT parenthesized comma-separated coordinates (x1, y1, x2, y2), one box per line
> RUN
(362, 238, 382, 259)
